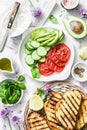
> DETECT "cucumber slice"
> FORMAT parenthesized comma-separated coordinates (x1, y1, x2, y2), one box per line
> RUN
(24, 48, 32, 55)
(30, 41, 40, 48)
(32, 50, 41, 60)
(39, 57, 46, 62)
(25, 43, 30, 51)
(37, 46, 47, 56)
(27, 42, 34, 50)
(25, 55, 34, 66)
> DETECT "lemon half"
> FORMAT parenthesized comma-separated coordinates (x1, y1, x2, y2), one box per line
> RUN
(29, 94, 44, 111)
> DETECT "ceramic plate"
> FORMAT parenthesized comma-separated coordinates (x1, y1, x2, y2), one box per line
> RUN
(1, 7, 31, 37)
(19, 27, 74, 82)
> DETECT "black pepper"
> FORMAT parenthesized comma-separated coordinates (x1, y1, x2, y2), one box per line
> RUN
(74, 67, 85, 78)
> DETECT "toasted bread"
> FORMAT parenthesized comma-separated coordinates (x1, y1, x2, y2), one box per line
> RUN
(55, 90, 82, 130)
(76, 95, 87, 130)
(27, 112, 50, 130)
(44, 91, 65, 130)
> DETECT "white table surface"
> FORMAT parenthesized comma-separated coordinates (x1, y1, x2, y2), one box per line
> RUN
(0, 0, 87, 130)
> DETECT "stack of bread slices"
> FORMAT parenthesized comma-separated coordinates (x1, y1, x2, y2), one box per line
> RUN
(26, 90, 87, 130)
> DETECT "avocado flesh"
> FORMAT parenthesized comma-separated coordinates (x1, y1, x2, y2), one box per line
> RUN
(63, 15, 87, 38)
(30, 28, 48, 40)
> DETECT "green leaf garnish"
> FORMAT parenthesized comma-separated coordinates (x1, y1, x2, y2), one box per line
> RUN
(49, 14, 58, 24)
(17, 82, 26, 90)
(31, 66, 40, 78)
(37, 88, 47, 101)
(18, 75, 25, 82)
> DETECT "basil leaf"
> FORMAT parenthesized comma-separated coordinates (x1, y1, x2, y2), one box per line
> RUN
(31, 66, 40, 78)
(17, 82, 26, 90)
(37, 88, 47, 101)
(18, 75, 25, 82)
(49, 14, 58, 24)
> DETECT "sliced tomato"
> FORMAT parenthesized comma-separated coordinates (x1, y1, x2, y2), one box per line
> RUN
(54, 43, 71, 62)
(38, 62, 53, 76)
(55, 65, 65, 72)
(45, 57, 58, 71)
(49, 48, 66, 67)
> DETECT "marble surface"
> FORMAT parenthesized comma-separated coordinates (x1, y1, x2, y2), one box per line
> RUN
(0, 0, 87, 130)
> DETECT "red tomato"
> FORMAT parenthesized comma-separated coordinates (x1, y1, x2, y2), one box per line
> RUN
(38, 43, 71, 76)
(55, 65, 65, 72)
(38, 62, 53, 76)
(45, 57, 58, 71)
(50, 48, 66, 67)
(54, 43, 71, 62)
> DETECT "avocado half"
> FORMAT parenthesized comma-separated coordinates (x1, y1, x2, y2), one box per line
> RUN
(63, 15, 87, 39)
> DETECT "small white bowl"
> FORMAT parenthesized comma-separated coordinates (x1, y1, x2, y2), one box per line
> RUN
(71, 62, 87, 82)
(0, 79, 23, 106)
(60, 0, 80, 10)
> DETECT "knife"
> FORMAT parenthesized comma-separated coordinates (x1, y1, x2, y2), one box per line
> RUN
(0, 2, 20, 52)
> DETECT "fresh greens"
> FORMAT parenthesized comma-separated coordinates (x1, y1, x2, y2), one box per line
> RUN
(49, 14, 58, 24)
(31, 66, 40, 78)
(18, 75, 25, 82)
(37, 88, 47, 101)
(0, 79, 26, 104)
(24, 27, 64, 79)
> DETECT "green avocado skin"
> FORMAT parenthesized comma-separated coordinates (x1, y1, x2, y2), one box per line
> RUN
(63, 15, 87, 39)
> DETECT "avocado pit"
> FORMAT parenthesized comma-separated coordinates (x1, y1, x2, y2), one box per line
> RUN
(70, 21, 84, 34)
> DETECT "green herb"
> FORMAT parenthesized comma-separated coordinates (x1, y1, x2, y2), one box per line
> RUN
(17, 82, 26, 90)
(49, 14, 58, 24)
(37, 88, 47, 101)
(18, 75, 25, 82)
(0, 79, 26, 104)
(31, 66, 40, 78)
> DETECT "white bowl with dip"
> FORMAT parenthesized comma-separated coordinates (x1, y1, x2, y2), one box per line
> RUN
(60, 0, 80, 10)
(71, 62, 87, 82)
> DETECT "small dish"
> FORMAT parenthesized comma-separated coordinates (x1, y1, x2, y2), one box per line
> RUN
(0, 57, 16, 76)
(71, 62, 87, 82)
(0, 79, 23, 106)
(60, 0, 79, 10)
(1, 7, 31, 37)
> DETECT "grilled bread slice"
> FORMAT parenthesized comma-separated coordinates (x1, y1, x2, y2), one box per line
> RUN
(76, 95, 87, 130)
(45, 91, 65, 130)
(55, 90, 82, 130)
(27, 112, 50, 130)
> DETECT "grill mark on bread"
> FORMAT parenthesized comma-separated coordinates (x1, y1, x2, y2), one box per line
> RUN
(56, 90, 82, 130)
(62, 100, 76, 121)
(64, 92, 79, 111)
(56, 100, 74, 129)
(27, 112, 50, 130)
(63, 96, 77, 116)
(45, 91, 65, 130)
(52, 91, 62, 99)
(61, 103, 75, 126)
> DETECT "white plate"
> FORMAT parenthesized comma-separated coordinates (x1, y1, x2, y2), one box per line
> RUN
(1, 7, 31, 37)
(19, 27, 75, 82)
